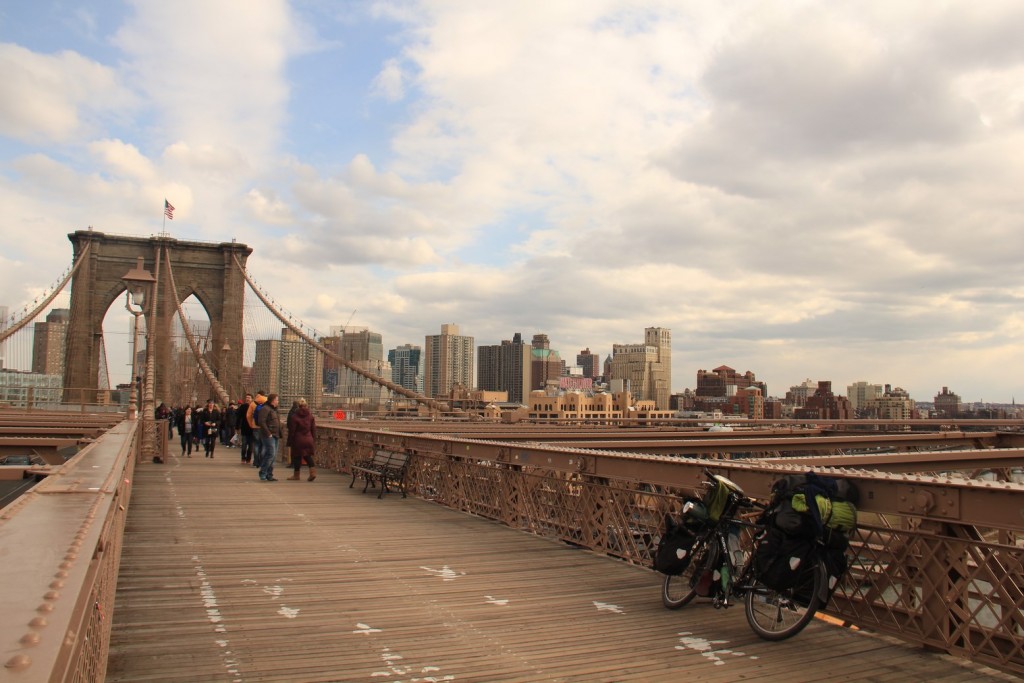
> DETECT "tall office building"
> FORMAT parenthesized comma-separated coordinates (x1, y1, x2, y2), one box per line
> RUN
(339, 327, 383, 363)
(847, 381, 884, 413)
(319, 335, 342, 393)
(576, 348, 601, 381)
(934, 386, 961, 418)
(253, 328, 323, 408)
(389, 344, 424, 394)
(530, 334, 563, 392)
(335, 327, 387, 402)
(866, 385, 915, 420)
(645, 327, 671, 409)
(424, 324, 474, 398)
(607, 327, 671, 409)
(32, 308, 70, 376)
(477, 333, 531, 404)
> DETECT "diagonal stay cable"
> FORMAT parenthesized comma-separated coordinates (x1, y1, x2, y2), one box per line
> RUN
(231, 254, 447, 414)
(0, 241, 91, 345)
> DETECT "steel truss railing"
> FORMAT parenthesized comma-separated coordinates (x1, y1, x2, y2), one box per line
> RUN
(315, 424, 1024, 676)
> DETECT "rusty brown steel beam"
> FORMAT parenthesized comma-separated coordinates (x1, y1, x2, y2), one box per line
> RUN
(761, 448, 1024, 471)
(0, 426, 105, 439)
(336, 416, 1024, 431)
(326, 424, 1024, 530)
(542, 431, 1007, 454)
(0, 412, 121, 426)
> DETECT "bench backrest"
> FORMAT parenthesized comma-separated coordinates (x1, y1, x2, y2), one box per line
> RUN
(379, 451, 410, 471)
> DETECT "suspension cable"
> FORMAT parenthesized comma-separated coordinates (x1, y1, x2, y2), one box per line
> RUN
(0, 241, 92, 345)
(231, 254, 447, 414)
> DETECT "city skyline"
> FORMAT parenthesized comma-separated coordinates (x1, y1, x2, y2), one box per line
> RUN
(2, 3, 1023, 403)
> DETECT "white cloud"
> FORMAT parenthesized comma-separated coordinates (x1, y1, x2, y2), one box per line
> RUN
(112, 1, 298, 165)
(3, 1, 1024, 401)
(372, 58, 405, 101)
(0, 44, 132, 143)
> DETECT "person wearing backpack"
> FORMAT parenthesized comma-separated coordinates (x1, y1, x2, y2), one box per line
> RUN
(257, 393, 282, 482)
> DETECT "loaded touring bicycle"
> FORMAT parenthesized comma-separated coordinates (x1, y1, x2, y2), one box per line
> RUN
(654, 468, 858, 641)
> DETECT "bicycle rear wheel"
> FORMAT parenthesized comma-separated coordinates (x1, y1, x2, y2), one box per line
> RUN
(662, 535, 714, 609)
(744, 562, 824, 640)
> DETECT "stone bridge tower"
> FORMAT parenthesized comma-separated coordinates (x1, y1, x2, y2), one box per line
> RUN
(64, 230, 252, 405)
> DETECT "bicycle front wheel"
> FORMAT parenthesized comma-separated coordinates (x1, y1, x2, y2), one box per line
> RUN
(661, 535, 714, 609)
(744, 563, 824, 640)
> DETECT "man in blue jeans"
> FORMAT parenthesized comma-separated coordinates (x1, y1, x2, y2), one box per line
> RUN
(246, 392, 267, 468)
(257, 393, 282, 481)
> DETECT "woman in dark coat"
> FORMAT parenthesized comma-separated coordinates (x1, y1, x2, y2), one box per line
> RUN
(286, 398, 317, 481)
(177, 406, 195, 457)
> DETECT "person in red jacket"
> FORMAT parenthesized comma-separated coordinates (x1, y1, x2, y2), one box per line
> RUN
(286, 397, 317, 481)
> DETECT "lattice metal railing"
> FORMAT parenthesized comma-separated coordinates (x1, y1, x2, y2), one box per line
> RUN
(315, 425, 1024, 676)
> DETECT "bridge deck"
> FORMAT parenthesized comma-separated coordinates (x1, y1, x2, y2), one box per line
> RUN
(108, 452, 1012, 682)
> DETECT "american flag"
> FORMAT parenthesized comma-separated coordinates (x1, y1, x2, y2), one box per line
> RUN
(164, 200, 175, 220)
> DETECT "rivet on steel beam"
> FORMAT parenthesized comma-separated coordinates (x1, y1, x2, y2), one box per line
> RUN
(37, 604, 53, 614)
(54, 571, 68, 579)
(19, 633, 40, 647)
(59, 562, 72, 570)
(49, 580, 64, 590)
(5, 654, 31, 671)
(43, 591, 59, 601)
(29, 616, 47, 629)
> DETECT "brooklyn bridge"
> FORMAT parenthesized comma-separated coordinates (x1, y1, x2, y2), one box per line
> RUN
(0, 232, 1022, 681)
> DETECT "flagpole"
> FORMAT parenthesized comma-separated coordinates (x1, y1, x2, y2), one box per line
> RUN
(161, 199, 174, 237)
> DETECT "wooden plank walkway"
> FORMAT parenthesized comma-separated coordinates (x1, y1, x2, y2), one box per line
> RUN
(108, 452, 1014, 682)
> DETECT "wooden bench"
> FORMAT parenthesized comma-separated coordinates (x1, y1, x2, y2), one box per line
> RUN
(349, 450, 411, 499)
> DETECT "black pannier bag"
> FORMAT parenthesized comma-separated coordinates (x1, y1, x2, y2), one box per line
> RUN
(755, 472, 860, 599)
(653, 515, 698, 575)
(821, 529, 850, 597)
(770, 497, 818, 539)
(752, 525, 816, 591)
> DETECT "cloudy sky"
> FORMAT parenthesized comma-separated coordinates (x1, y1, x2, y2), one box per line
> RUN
(2, 1, 1023, 403)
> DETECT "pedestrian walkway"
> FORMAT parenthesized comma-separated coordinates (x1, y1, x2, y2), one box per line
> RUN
(107, 452, 1015, 682)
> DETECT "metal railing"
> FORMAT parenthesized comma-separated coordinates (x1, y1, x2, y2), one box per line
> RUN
(315, 423, 1024, 676)
(0, 420, 136, 681)
(3, 416, 1020, 678)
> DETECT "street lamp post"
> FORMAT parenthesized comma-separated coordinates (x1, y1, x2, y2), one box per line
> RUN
(122, 256, 156, 459)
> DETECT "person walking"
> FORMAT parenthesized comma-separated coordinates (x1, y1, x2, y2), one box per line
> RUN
(257, 393, 282, 482)
(246, 391, 267, 469)
(178, 406, 195, 457)
(286, 397, 317, 481)
(222, 401, 237, 447)
(155, 403, 172, 441)
(236, 394, 254, 465)
(198, 399, 222, 458)
(284, 400, 300, 465)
